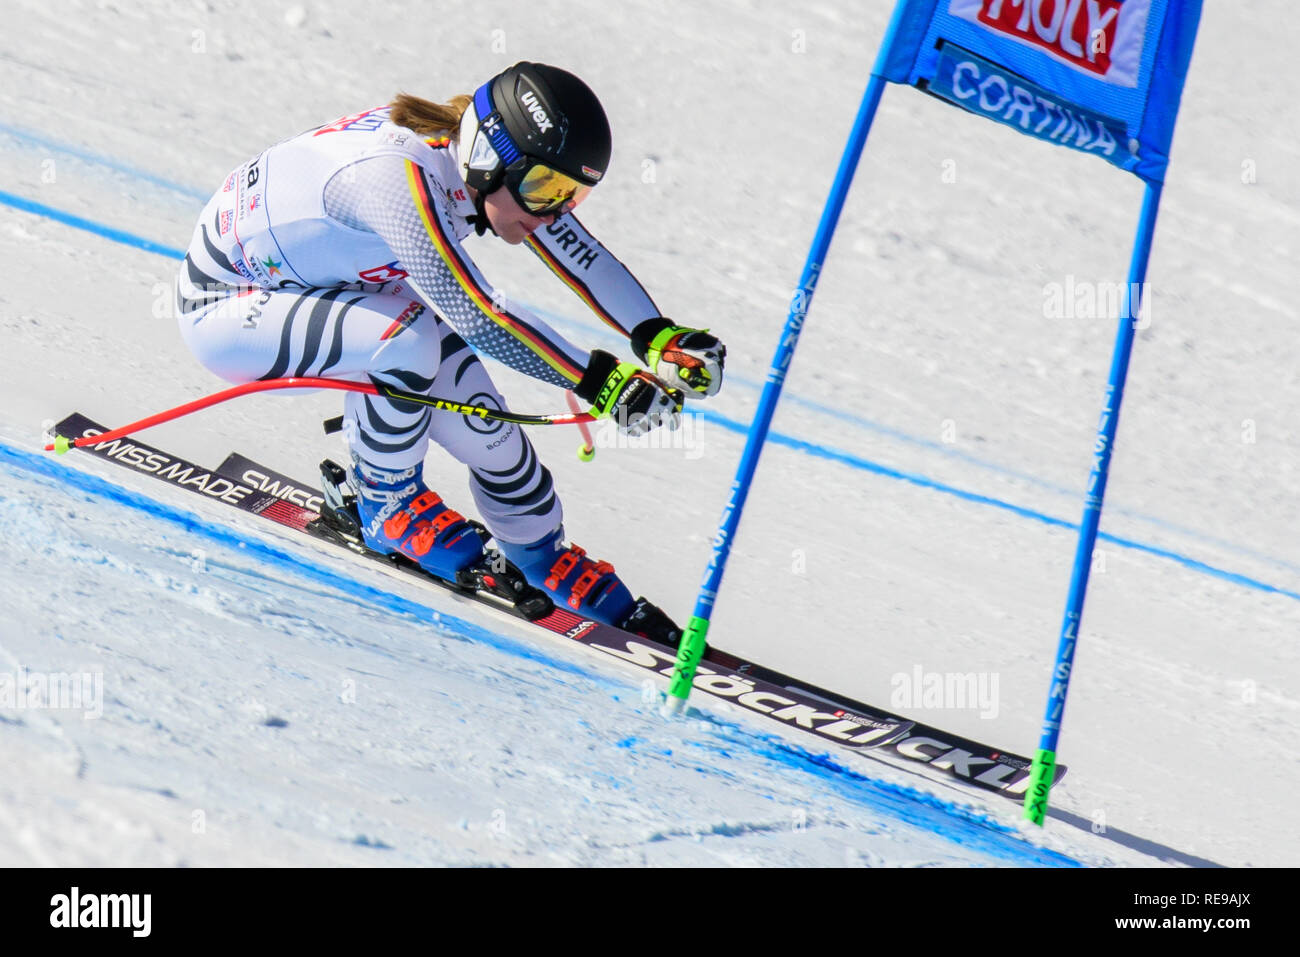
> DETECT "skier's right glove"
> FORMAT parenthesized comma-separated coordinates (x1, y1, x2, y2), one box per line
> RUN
(575, 350, 683, 438)
(630, 318, 726, 399)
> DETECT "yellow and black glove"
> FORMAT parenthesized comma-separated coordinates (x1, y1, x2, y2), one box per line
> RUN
(631, 318, 726, 400)
(575, 350, 683, 438)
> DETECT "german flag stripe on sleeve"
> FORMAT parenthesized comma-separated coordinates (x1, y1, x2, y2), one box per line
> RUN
(525, 235, 631, 338)
(403, 161, 583, 384)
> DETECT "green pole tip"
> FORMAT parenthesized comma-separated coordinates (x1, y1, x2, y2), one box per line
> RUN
(577, 445, 595, 462)
(51, 435, 73, 455)
(666, 615, 710, 702)
(1022, 747, 1057, 827)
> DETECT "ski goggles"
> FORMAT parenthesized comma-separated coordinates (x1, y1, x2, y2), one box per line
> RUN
(504, 161, 592, 217)
(470, 81, 595, 218)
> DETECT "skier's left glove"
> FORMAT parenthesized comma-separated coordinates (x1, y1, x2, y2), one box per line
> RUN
(630, 318, 726, 400)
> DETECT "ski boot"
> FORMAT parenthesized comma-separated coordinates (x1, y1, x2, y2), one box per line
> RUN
(313, 458, 553, 620)
(347, 454, 485, 580)
(497, 528, 684, 645)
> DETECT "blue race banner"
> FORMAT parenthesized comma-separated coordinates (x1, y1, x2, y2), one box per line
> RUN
(873, 0, 1202, 182)
(929, 43, 1132, 170)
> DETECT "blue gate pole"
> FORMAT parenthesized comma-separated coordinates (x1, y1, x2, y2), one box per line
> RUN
(664, 26, 907, 712)
(1024, 180, 1165, 823)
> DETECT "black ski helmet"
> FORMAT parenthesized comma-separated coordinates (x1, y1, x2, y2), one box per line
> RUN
(458, 62, 611, 204)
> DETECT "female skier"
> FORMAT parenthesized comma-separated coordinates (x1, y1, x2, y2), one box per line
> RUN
(173, 61, 726, 637)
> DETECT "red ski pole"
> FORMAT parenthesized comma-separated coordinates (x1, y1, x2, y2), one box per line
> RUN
(566, 389, 597, 461)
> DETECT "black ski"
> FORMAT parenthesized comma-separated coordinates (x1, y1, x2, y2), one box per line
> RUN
(51, 412, 1067, 799)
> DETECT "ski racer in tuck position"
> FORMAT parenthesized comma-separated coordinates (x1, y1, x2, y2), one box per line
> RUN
(173, 61, 726, 639)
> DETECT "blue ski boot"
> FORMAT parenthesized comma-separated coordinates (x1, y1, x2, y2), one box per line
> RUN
(350, 455, 485, 581)
(494, 526, 685, 648)
(497, 528, 637, 627)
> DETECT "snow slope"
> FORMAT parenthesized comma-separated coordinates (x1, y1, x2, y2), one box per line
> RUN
(2, 437, 1094, 866)
(1, 0, 1296, 866)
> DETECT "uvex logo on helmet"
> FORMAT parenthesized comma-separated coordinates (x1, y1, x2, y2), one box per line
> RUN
(519, 90, 553, 134)
(461, 62, 612, 196)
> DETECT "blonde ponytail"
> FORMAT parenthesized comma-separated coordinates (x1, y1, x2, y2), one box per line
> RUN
(388, 92, 472, 136)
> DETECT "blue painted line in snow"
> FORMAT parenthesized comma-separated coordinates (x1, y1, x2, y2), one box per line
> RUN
(695, 409, 1300, 602)
(664, 705, 1079, 865)
(0, 121, 210, 200)
(537, 303, 1076, 493)
(3, 183, 1297, 604)
(0, 439, 602, 683)
(2, 437, 1081, 864)
(743, 739, 1080, 866)
(537, 304, 1300, 579)
(0, 188, 187, 259)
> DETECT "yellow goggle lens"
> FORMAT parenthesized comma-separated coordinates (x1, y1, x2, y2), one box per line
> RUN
(515, 164, 592, 215)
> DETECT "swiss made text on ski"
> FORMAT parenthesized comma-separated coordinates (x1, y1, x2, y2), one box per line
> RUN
(51, 412, 1067, 800)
